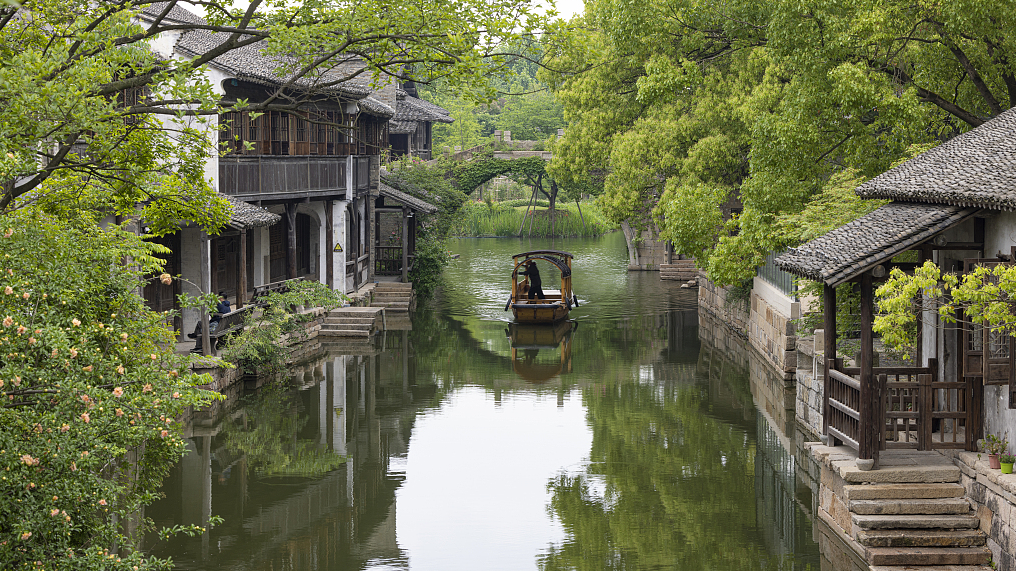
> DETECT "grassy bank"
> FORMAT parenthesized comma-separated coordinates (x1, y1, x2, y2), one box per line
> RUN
(452, 200, 616, 237)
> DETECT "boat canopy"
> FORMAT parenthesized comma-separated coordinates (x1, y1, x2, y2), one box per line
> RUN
(512, 250, 573, 278)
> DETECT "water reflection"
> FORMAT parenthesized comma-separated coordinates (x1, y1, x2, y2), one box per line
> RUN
(507, 321, 575, 383)
(148, 235, 829, 571)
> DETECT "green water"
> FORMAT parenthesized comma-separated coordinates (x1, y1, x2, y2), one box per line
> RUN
(146, 233, 824, 570)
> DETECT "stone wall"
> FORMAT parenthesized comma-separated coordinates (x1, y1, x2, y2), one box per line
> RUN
(748, 284, 798, 378)
(697, 272, 749, 337)
(795, 331, 825, 439)
(952, 451, 1016, 571)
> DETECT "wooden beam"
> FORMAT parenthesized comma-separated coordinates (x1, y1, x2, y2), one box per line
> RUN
(859, 272, 878, 467)
(401, 205, 409, 282)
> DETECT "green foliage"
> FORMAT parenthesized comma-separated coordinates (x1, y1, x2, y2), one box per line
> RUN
(451, 200, 614, 237)
(451, 156, 548, 194)
(222, 281, 344, 376)
(0, 211, 221, 570)
(983, 433, 1009, 455)
(544, 0, 1016, 285)
(408, 238, 451, 299)
(875, 261, 1016, 356)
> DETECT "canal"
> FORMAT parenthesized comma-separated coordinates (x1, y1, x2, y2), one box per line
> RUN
(147, 233, 838, 570)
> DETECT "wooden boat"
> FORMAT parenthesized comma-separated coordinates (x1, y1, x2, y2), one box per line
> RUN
(508, 321, 575, 383)
(505, 250, 578, 324)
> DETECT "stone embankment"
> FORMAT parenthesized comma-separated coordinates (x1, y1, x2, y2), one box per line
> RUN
(811, 445, 991, 570)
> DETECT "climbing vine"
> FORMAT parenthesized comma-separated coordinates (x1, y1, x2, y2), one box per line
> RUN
(450, 156, 548, 194)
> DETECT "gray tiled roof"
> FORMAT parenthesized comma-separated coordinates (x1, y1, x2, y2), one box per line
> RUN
(395, 96, 453, 124)
(174, 30, 373, 99)
(389, 120, 417, 135)
(856, 108, 1016, 210)
(775, 202, 980, 286)
(141, 2, 207, 26)
(379, 183, 438, 214)
(225, 195, 281, 229)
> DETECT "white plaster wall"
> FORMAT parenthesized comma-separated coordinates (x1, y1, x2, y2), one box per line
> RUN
(179, 227, 204, 335)
(985, 211, 1016, 260)
(250, 227, 264, 288)
(331, 200, 348, 291)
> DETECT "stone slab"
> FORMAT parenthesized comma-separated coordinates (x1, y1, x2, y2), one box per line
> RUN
(865, 547, 990, 566)
(852, 514, 981, 530)
(850, 498, 974, 515)
(845, 483, 967, 501)
(873, 560, 991, 564)
(870, 566, 992, 570)
(857, 529, 987, 548)
(840, 464, 961, 484)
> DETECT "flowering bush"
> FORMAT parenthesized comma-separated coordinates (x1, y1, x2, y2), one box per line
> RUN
(0, 212, 220, 569)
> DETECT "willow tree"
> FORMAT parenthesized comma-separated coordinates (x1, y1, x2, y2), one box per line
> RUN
(543, 0, 1016, 284)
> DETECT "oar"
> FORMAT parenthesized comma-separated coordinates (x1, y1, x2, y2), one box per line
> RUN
(504, 295, 513, 311)
(572, 294, 579, 307)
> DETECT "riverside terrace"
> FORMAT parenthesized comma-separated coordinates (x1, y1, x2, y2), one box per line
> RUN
(772, 104, 1016, 571)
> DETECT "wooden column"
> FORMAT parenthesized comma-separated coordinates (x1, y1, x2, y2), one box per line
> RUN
(325, 200, 334, 290)
(401, 206, 409, 282)
(859, 272, 879, 467)
(285, 203, 298, 280)
(238, 228, 247, 309)
(823, 283, 837, 444)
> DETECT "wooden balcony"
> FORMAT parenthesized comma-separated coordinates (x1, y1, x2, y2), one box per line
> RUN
(219, 155, 371, 201)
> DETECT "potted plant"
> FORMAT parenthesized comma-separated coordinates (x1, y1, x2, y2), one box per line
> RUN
(982, 433, 1008, 469)
(1002, 453, 1016, 475)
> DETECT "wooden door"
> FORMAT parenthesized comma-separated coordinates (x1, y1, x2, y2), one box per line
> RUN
(269, 221, 287, 283)
(962, 259, 1012, 385)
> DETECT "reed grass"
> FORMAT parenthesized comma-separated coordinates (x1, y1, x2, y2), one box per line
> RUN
(451, 200, 615, 237)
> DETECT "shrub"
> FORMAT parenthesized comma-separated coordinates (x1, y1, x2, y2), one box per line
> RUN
(0, 211, 221, 570)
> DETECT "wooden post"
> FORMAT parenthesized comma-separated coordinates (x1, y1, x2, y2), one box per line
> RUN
(285, 203, 298, 280)
(859, 272, 878, 467)
(401, 205, 409, 282)
(238, 228, 247, 309)
(576, 199, 586, 234)
(823, 284, 837, 444)
(518, 184, 538, 237)
(918, 373, 933, 450)
(325, 200, 334, 289)
(200, 232, 212, 357)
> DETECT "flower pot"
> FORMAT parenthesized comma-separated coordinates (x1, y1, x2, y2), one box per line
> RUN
(1003, 462, 1014, 475)
(990, 454, 1001, 469)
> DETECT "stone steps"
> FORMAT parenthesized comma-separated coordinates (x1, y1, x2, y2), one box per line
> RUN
(857, 529, 987, 548)
(873, 560, 991, 564)
(370, 282, 415, 313)
(852, 514, 981, 530)
(844, 483, 966, 501)
(850, 498, 973, 515)
(865, 547, 990, 566)
(321, 307, 384, 337)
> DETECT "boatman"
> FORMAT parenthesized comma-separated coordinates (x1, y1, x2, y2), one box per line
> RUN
(521, 260, 545, 300)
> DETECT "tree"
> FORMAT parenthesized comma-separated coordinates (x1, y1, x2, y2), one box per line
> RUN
(542, 0, 1016, 284)
(0, 0, 550, 233)
(0, 211, 221, 570)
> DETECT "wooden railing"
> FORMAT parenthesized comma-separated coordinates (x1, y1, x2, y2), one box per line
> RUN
(219, 156, 347, 200)
(375, 247, 402, 275)
(826, 365, 862, 451)
(346, 253, 369, 289)
(826, 358, 966, 458)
